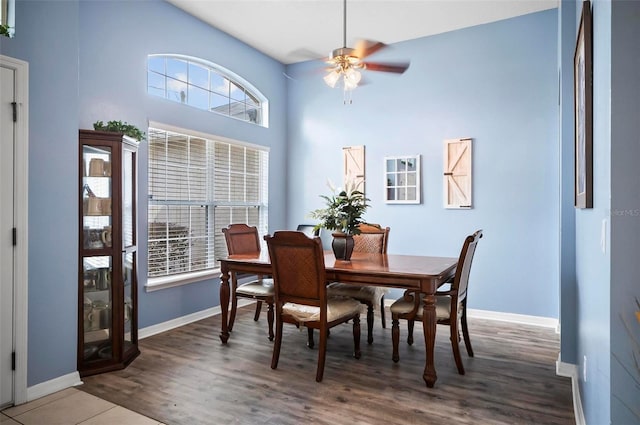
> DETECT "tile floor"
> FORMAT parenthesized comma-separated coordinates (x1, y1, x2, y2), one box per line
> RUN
(1, 387, 163, 425)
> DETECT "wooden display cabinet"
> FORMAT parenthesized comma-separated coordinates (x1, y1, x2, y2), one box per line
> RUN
(78, 129, 140, 377)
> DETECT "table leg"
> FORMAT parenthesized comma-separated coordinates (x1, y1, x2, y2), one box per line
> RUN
(422, 293, 437, 387)
(219, 266, 230, 343)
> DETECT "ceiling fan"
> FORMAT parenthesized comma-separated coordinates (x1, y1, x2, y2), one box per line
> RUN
(323, 0, 410, 97)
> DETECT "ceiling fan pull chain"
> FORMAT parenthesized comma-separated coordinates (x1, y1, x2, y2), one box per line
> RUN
(343, 88, 353, 105)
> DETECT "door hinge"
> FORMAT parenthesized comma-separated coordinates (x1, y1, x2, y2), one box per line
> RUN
(12, 352, 16, 370)
(12, 228, 17, 246)
(11, 102, 17, 122)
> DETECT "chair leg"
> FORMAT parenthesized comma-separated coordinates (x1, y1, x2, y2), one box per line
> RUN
(228, 295, 239, 332)
(267, 302, 274, 341)
(366, 303, 374, 344)
(450, 320, 465, 375)
(271, 317, 283, 370)
(353, 315, 361, 359)
(380, 295, 386, 328)
(461, 302, 474, 357)
(253, 301, 263, 321)
(407, 319, 414, 346)
(307, 327, 315, 349)
(316, 326, 328, 382)
(391, 316, 400, 363)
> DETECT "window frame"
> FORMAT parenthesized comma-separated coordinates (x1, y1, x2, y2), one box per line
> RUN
(145, 122, 269, 291)
(147, 54, 269, 128)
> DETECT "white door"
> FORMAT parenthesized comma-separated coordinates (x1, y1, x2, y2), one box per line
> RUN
(0, 63, 16, 408)
(0, 54, 27, 408)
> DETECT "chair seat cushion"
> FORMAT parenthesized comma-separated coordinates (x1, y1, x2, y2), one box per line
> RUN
(327, 283, 387, 306)
(236, 278, 274, 298)
(389, 295, 452, 320)
(283, 297, 363, 323)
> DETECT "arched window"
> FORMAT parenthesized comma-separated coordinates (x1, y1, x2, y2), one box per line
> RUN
(147, 54, 268, 127)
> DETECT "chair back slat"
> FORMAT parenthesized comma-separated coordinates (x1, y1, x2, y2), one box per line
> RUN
(222, 223, 261, 255)
(453, 230, 483, 301)
(266, 231, 326, 308)
(353, 223, 390, 254)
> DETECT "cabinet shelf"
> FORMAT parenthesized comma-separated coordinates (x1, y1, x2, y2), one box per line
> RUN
(78, 129, 140, 377)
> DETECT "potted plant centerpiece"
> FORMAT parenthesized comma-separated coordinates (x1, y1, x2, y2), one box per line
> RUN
(309, 179, 370, 261)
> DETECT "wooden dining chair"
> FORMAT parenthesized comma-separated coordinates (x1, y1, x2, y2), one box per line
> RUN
(265, 231, 362, 382)
(222, 223, 274, 341)
(327, 223, 390, 344)
(390, 229, 482, 375)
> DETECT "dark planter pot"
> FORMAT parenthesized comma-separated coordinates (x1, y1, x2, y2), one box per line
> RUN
(331, 232, 354, 261)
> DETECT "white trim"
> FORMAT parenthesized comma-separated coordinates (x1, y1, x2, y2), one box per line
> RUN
(148, 121, 270, 152)
(380, 301, 559, 329)
(556, 355, 585, 425)
(145, 268, 221, 292)
(1, 54, 29, 406)
(26, 372, 82, 402)
(467, 308, 559, 329)
(139, 299, 254, 339)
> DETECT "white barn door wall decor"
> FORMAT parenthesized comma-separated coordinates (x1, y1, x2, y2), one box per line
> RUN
(443, 138, 472, 209)
(343, 145, 365, 194)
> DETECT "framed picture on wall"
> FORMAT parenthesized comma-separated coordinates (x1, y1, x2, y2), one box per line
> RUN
(574, 0, 593, 209)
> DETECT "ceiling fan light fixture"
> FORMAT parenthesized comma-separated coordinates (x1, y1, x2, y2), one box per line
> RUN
(343, 68, 361, 90)
(323, 69, 341, 88)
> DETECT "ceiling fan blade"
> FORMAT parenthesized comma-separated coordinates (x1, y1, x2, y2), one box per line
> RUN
(363, 61, 410, 74)
(353, 39, 388, 59)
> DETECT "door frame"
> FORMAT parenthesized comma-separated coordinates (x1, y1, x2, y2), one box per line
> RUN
(1, 54, 29, 405)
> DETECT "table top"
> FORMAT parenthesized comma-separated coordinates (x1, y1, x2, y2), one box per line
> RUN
(221, 251, 458, 280)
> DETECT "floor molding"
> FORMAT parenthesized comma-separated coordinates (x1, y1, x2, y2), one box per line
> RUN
(26, 371, 82, 402)
(466, 308, 559, 329)
(139, 300, 254, 340)
(556, 355, 585, 425)
(382, 299, 559, 329)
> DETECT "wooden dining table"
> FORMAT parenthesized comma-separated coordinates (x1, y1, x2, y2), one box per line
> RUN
(218, 250, 457, 388)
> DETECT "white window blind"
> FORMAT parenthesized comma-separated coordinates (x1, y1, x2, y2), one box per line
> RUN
(147, 127, 268, 278)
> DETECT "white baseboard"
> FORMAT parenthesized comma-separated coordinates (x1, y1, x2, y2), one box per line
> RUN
(139, 299, 254, 340)
(381, 301, 559, 329)
(556, 355, 585, 425)
(467, 308, 559, 329)
(26, 371, 82, 402)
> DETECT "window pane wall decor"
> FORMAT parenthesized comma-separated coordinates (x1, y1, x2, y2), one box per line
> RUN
(384, 155, 421, 204)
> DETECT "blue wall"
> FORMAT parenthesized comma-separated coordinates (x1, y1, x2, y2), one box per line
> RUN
(573, 1, 612, 424)
(557, 0, 577, 365)
(567, 0, 640, 423)
(1, 0, 81, 387)
(1, 0, 288, 386)
(77, 0, 288, 329)
(607, 1, 640, 423)
(286, 9, 560, 318)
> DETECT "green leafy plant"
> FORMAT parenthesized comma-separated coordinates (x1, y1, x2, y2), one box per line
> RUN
(93, 120, 145, 141)
(0, 24, 11, 38)
(309, 178, 370, 236)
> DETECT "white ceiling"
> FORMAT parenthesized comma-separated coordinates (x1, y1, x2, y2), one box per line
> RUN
(166, 0, 558, 65)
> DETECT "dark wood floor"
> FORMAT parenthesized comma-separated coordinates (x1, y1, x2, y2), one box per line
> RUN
(80, 305, 574, 425)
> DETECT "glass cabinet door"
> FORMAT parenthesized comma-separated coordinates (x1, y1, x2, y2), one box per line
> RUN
(81, 144, 113, 362)
(122, 146, 137, 354)
(82, 256, 113, 361)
